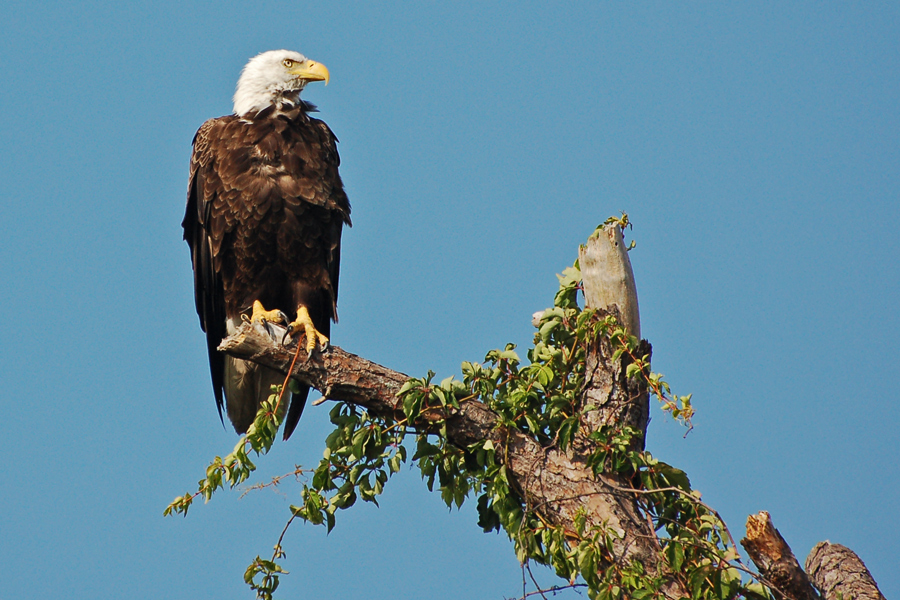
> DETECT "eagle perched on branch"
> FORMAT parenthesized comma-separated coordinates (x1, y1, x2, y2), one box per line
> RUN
(183, 50, 351, 440)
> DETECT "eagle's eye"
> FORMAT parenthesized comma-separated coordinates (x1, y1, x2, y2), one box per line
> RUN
(282, 59, 295, 68)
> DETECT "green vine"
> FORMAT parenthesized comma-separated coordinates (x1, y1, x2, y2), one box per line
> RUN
(166, 219, 770, 600)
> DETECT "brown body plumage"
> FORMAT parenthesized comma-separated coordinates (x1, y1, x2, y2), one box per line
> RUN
(183, 96, 351, 439)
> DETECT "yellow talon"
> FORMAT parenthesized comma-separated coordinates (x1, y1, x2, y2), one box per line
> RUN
(288, 305, 329, 353)
(250, 300, 285, 324)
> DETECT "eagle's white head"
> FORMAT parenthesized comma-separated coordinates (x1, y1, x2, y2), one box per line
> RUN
(233, 50, 330, 117)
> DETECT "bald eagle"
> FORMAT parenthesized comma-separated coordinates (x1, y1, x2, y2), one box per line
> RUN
(183, 50, 351, 440)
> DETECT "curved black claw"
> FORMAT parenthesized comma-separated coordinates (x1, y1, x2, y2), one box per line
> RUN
(261, 319, 278, 341)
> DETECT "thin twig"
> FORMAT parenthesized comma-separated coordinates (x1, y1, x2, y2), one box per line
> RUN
(526, 563, 551, 600)
(515, 583, 588, 600)
(239, 466, 311, 498)
(272, 514, 297, 561)
(521, 562, 528, 600)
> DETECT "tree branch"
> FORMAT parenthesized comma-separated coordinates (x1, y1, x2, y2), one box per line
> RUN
(220, 321, 681, 594)
(218, 226, 888, 600)
(741, 511, 822, 600)
(579, 223, 641, 340)
(805, 542, 886, 600)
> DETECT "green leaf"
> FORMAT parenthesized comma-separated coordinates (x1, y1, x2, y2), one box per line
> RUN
(350, 426, 370, 460)
(656, 461, 692, 491)
(498, 349, 520, 362)
(666, 540, 685, 572)
(744, 582, 771, 600)
(413, 439, 440, 460)
(388, 455, 402, 473)
(476, 493, 501, 532)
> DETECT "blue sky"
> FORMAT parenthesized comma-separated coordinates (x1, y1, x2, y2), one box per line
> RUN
(1, 2, 897, 598)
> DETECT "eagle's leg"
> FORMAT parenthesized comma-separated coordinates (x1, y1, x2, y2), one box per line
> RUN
(287, 305, 329, 353)
(250, 300, 286, 325)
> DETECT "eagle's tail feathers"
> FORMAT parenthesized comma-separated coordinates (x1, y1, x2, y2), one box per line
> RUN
(223, 356, 284, 435)
(282, 384, 310, 441)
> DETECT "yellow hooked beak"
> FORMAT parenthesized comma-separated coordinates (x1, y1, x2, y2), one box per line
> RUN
(292, 60, 330, 85)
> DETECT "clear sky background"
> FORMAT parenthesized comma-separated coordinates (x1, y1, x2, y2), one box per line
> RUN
(1, 2, 897, 598)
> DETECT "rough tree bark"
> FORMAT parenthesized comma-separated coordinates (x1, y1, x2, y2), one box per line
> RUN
(805, 542, 886, 600)
(219, 225, 885, 599)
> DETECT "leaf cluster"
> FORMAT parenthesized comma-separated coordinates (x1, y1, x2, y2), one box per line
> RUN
(244, 554, 287, 600)
(164, 392, 288, 517)
(288, 402, 407, 532)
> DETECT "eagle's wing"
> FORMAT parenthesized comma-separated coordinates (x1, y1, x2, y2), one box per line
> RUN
(281, 116, 351, 440)
(182, 118, 230, 423)
(310, 117, 351, 318)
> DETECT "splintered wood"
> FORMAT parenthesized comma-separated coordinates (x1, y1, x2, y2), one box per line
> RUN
(741, 511, 821, 600)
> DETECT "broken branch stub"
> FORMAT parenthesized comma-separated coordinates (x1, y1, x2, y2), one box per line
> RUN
(741, 511, 822, 600)
(579, 224, 640, 338)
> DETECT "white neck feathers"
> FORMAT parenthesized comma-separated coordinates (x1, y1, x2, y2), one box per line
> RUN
(232, 51, 308, 116)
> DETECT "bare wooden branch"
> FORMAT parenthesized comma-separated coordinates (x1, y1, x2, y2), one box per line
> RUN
(219, 324, 407, 411)
(805, 542, 886, 600)
(579, 224, 640, 339)
(741, 512, 822, 600)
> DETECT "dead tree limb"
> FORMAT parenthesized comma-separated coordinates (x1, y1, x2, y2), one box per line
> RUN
(578, 226, 649, 444)
(740, 513, 887, 600)
(579, 224, 641, 339)
(805, 542, 886, 600)
(741, 511, 822, 600)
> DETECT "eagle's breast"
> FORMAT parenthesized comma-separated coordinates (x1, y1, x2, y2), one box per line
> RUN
(203, 108, 347, 315)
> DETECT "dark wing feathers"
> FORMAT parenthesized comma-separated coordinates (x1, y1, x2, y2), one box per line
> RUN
(183, 120, 229, 423)
(301, 117, 348, 320)
(183, 105, 350, 439)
